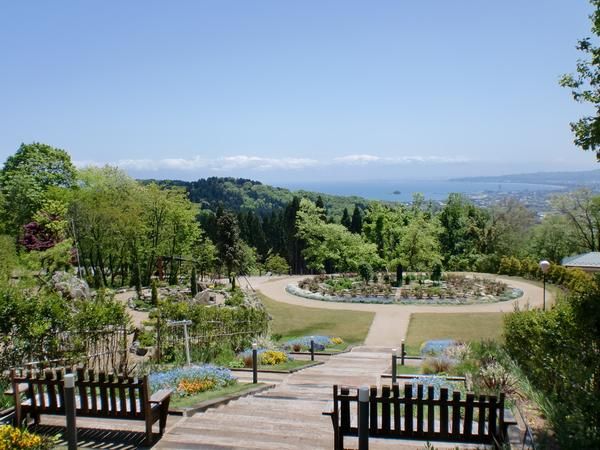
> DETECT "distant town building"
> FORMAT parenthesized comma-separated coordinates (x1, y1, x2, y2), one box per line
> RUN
(562, 252, 600, 273)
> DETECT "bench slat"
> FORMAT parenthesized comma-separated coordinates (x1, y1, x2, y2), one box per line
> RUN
(439, 388, 449, 438)
(464, 393, 474, 437)
(381, 385, 390, 434)
(392, 384, 400, 433)
(416, 384, 424, 436)
(478, 395, 486, 438)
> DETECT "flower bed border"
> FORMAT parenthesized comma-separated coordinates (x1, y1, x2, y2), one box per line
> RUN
(286, 283, 523, 305)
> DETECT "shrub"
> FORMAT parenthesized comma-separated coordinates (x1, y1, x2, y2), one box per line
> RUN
(422, 356, 455, 374)
(260, 350, 288, 365)
(0, 425, 57, 450)
(331, 337, 344, 345)
(478, 361, 519, 397)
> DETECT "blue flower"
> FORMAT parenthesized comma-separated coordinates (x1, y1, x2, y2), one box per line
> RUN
(149, 364, 236, 393)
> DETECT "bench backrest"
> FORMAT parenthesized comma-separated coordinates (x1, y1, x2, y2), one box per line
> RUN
(11, 368, 150, 420)
(333, 384, 507, 445)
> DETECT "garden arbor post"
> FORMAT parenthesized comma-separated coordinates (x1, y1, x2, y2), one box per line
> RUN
(167, 319, 193, 366)
(391, 348, 398, 384)
(401, 339, 406, 366)
(64, 373, 77, 450)
(358, 386, 369, 450)
(252, 342, 258, 384)
(539, 260, 550, 311)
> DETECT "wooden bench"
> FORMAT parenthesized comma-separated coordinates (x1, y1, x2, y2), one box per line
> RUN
(9, 368, 172, 445)
(323, 384, 516, 449)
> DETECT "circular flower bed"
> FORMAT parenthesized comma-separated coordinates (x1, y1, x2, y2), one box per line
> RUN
(288, 274, 522, 305)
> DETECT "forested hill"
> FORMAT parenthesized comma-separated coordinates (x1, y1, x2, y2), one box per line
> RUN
(142, 177, 374, 218)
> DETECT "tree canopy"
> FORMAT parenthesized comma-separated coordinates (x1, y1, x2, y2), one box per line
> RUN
(561, 0, 600, 157)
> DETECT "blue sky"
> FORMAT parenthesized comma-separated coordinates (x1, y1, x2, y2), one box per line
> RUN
(0, 0, 597, 183)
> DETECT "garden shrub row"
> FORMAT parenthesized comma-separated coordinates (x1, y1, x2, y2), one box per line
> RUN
(497, 256, 594, 293)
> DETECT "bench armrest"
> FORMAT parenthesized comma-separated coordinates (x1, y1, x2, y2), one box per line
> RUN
(4, 383, 28, 396)
(322, 411, 334, 417)
(150, 389, 172, 404)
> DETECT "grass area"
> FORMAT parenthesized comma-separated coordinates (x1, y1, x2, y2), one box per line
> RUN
(258, 360, 317, 371)
(170, 382, 265, 409)
(395, 364, 422, 375)
(258, 292, 374, 344)
(405, 312, 505, 355)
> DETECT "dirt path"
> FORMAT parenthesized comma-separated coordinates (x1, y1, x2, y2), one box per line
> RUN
(247, 275, 554, 348)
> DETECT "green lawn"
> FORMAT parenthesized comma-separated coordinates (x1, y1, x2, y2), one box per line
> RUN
(395, 364, 422, 375)
(258, 360, 318, 371)
(258, 293, 374, 344)
(405, 312, 505, 354)
(170, 382, 265, 409)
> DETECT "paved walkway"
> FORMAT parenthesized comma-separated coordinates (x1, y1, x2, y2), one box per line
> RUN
(249, 275, 553, 348)
(155, 348, 436, 450)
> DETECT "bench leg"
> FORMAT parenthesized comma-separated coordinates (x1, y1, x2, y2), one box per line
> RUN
(145, 417, 154, 446)
(159, 399, 170, 435)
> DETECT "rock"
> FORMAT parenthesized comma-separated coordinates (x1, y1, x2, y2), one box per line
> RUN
(51, 271, 91, 300)
(193, 290, 217, 305)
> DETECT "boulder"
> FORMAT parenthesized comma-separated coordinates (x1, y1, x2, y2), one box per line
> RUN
(51, 271, 91, 300)
(193, 290, 217, 305)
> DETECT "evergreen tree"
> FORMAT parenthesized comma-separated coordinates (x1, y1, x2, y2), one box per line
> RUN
(341, 208, 352, 230)
(350, 205, 363, 233)
(315, 196, 327, 221)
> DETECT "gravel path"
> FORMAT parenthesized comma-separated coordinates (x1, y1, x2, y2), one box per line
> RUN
(247, 274, 554, 348)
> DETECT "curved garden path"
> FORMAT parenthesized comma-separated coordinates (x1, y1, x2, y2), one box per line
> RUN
(246, 274, 554, 349)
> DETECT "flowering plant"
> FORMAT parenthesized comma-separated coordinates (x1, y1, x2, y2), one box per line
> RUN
(149, 365, 236, 397)
(0, 425, 57, 450)
(260, 350, 288, 365)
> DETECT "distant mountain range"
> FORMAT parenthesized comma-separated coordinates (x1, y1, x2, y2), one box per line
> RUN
(450, 169, 600, 186)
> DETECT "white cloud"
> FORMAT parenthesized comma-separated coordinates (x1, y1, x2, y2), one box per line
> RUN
(334, 154, 381, 164)
(81, 153, 469, 173)
(333, 154, 470, 166)
(107, 155, 318, 172)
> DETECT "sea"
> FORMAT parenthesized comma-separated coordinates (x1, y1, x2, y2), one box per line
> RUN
(280, 179, 566, 203)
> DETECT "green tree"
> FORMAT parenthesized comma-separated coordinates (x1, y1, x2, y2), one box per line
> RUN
(296, 199, 380, 273)
(341, 207, 352, 230)
(527, 214, 581, 263)
(552, 189, 600, 252)
(0, 143, 76, 235)
(216, 212, 244, 285)
(560, 0, 600, 157)
(350, 205, 363, 234)
(438, 193, 487, 270)
(264, 254, 290, 274)
(397, 214, 441, 271)
(193, 236, 218, 280)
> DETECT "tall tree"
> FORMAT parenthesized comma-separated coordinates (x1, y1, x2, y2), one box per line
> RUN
(560, 0, 600, 157)
(0, 143, 76, 235)
(215, 212, 244, 285)
(350, 205, 363, 234)
(552, 189, 600, 252)
(341, 207, 352, 230)
(438, 193, 487, 270)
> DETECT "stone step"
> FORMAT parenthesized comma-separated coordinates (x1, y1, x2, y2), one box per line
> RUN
(157, 423, 331, 449)
(201, 408, 328, 425)
(185, 413, 330, 436)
